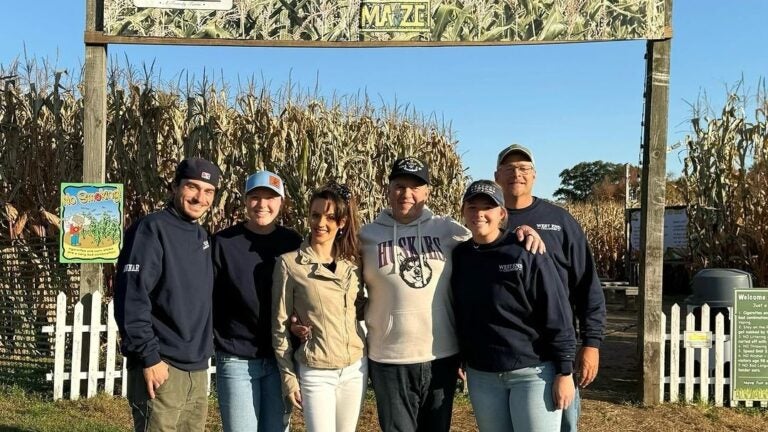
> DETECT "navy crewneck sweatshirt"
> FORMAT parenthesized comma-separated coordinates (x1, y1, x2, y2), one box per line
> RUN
(114, 206, 214, 371)
(212, 223, 302, 358)
(507, 197, 606, 348)
(451, 230, 576, 374)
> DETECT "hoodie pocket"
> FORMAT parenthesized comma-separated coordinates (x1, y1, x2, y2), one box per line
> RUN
(381, 309, 432, 357)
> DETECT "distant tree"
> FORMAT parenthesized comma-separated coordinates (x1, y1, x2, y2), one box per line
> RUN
(553, 161, 624, 202)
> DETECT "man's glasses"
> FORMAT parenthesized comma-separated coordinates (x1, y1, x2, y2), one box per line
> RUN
(499, 164, 534, 175)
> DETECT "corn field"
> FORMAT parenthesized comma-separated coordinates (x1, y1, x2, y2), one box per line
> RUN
(0, 57, 466, 241)
(104, 0, 665, 42)
(683, 80, 768, 286)
(564, 199, 625, 280)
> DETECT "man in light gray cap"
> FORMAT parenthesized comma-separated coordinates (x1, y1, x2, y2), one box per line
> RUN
(495, 144, 606, 432)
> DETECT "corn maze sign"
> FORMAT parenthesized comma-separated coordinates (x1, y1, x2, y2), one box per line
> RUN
(102, 0, 667, 44)
(59, 183, 124, 264)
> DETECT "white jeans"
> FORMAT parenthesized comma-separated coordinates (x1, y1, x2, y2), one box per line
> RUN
(297, 358, 368, 432)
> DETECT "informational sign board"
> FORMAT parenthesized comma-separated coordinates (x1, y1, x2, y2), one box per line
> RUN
(59, 183, 124, 264)
(104, 0, 667, 43)
(629, 206, 687, 259)
(732, 289, 768, 402)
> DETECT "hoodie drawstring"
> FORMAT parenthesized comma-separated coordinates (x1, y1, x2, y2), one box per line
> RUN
(391, 221, 399, 275)
(417, 219, 425, 282)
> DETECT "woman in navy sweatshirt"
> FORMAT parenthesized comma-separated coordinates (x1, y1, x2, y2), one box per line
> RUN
(212, 170, 302, 432)
(451, 180, 576, 432)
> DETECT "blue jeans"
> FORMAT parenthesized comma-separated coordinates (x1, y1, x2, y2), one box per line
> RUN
(215, 352, 289, 432)
(467, 362, 561, 432)
(561, 385, 580, 432)
(369, 354, 460, 432)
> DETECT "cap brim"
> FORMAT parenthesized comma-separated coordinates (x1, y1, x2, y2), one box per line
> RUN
(245, 185, 284, 197)
(463, 192, 503, 207)
(499, 149, 533, 165)
(388, 173, 429, 185)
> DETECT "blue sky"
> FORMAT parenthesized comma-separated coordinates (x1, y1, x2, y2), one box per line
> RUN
(2, 1, 766, 199)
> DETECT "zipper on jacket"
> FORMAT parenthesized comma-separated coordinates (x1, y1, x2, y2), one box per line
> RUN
(343, 285, 350, 364)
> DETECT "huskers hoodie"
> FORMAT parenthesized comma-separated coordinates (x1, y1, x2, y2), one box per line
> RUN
(361, 207, 471, 364)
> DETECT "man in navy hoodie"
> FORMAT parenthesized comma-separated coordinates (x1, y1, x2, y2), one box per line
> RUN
(495, 144, 606, 432)
(115, 157, 221, 432)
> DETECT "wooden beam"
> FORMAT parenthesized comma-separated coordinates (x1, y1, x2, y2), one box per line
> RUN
(639, 0, 672, 406)
(81, 0, 108, 298)
(84, 30, 666, 49)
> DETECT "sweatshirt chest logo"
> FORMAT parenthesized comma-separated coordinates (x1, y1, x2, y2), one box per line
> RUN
(499, 263, 523, 273)
(535, 223, 562, 232)
(398, 253, 432, 288)
(376, 236, 444, 289)
(203, 240, 210, 250)
(123, 264, 140, 273)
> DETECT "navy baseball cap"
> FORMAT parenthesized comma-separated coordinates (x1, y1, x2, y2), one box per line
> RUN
(174, 157, 221, 187)
(462, 180, 505, 207)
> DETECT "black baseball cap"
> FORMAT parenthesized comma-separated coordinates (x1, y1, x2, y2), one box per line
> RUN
(462, 180, 505, 207)
(388, 157, 430, 185)
(174, 157, 221, 188)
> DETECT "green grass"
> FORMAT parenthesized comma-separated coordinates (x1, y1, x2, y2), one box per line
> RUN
(0, 385, 131, 432)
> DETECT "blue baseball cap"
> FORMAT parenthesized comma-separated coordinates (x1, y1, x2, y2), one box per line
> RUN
(245, 170, 285, 197)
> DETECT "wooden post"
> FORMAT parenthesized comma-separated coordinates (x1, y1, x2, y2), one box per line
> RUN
(81, 0, 108, 298)
(638, 0, 672, 406)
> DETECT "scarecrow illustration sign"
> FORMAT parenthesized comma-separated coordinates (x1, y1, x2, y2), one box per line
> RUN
(59, 183, 124, 263)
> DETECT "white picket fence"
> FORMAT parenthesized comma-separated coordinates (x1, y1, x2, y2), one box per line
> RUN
(659, 302, 768, 407)
(660, 303, 731, 406)
(42, 291, 215, 401)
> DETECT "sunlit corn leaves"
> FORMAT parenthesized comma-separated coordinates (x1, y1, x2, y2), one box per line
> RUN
(682, 80, 768, 285)
(106, 0, 358, 41)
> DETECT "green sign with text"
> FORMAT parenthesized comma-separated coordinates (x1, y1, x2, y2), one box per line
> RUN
(732, 289, 768, 401)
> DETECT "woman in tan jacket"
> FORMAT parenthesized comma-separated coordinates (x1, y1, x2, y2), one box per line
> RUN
(271, 183, 366, 432)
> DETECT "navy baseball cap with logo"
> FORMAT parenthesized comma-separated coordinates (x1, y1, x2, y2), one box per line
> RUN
(496, 144, 535, 168)
(174, 157, 221, 188)
(462, 180, 505, 207)
(388, 157, 430, 185)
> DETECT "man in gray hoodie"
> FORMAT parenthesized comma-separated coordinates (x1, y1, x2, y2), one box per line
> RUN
(361, 157, 543, 432)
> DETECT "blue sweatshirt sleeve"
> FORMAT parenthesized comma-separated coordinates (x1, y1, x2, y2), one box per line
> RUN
(114, 219, 163, 368)
(530, 253, 576, 375)
(564, 216, 606, 348)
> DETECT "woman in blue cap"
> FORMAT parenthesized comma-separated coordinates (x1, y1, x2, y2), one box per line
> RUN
(451, 180, 576, 432)
(212, 170, 302, 432)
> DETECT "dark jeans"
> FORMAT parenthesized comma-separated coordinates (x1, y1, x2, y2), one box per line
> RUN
(369, 354, 460, 432)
